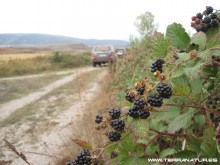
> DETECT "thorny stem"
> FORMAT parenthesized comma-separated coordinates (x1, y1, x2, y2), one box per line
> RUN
(145, 128, 194, 148)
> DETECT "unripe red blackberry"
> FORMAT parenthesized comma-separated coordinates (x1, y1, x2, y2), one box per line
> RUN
(206, 6, 213, 15)
(139, 110, 150, 119)
(128, 106, 139, 118)
(110, 119, 125, 131)
(191, 16, 196, 21)
(156, 83, 173, 98)
(150, 59, 165, 73)
(196, 13, 203, 19)
(72, 149, 92, 165)
(147, 93, 163, 107)
(134, 98, 146, 110)
(195, 18, 201, 24)
(108, 108, 121, 119)
(108, 131, 121, 142)
(95, 114, 103, 124)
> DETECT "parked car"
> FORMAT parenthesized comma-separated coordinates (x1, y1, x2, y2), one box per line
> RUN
(115, 48, 126, 57)
(91, 45, 116, 67)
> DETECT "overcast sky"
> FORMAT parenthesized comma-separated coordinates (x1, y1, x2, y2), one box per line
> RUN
(0, 0, 219, 40)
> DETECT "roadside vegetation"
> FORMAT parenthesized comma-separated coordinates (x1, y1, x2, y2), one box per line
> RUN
(0, 51, 91, 77)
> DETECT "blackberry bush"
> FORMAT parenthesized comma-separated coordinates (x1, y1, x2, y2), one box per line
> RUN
(125, 91, 135, 102)
(133, 98, 146, 110)
(128, 106, 139, 118)
(71, 149, 92, 165)
(139, 109, 150, 119)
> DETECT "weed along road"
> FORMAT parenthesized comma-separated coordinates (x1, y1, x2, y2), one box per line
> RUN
(0, 67, 97, 121)
(0, 66, 107, 164)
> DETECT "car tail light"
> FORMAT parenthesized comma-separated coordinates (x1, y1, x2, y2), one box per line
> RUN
(110, 51, 115, 56)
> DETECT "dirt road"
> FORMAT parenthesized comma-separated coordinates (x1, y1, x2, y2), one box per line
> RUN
(0, 67, 107, 165)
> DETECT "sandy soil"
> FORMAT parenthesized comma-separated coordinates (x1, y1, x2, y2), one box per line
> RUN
(0, 67, 107, 165)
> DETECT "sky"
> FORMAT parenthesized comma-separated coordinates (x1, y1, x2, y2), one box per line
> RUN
(0, 0, 219, 41)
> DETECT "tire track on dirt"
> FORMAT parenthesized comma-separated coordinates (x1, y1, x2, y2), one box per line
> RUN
(0, 67, 99, 121)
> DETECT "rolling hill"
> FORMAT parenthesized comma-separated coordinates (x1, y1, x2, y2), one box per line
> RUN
(0, 33, 129, 47)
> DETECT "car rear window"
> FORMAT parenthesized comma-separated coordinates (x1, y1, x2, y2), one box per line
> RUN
(94, 46, 111, 51)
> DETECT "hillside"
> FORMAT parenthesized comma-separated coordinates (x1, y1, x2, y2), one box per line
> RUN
(0, 33, 129, 47)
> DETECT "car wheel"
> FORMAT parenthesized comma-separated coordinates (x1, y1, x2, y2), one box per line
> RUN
(93, 62, 97, 67)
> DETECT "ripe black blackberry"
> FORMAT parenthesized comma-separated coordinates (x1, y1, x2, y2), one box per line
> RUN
(134, 98, 146, 110)
(95, 114, 103, 124)
(125, 91, 135, 102)
(110, 119, 125, 131)
(128, 106, 139, 118)
(66, 162, 73, 165)
(72, 149, 92, 165)
(201, 25, 208, 32)
(210, 13, 217, 19)
(203, 16, 211, 24)
(136, 86, 145, 95)
(147, 93, 163, 107)
(196, 13, 203, 19)
(150, 59, 165, 73)
(206, 6, 213, 15)
(211, 20, 219, 28)
(108, 131, 121, 142)
(108, 108, 121, 120)
(139, 110, 150, 119)
(156, 83, 173, 98)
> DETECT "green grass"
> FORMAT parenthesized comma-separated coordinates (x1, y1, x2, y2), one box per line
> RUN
(0, 52, 91, 77)
(0, 73, 71, 104)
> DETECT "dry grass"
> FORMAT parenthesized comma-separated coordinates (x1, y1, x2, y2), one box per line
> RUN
(57, 72, 119, 165)
(0, 53, 50, 61)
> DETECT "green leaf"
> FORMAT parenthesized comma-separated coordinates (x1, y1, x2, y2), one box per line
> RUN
(159, 148, 176, 158)
(145, 143, 159, 155)
(206, 28, 220, 48)
(191, 32, 206, 51)
(184, 61, 204, 81)
(175, 150, 197, 159)
(187, 138, 201, 153)
(166, 23, 191, 50)
(171, 76, 191, 96)
(194, 114, 205, 130)
(200, 127, 219, 158)
(167, 108, 196, 133)
(151, 32, 170, 58)
(117, 91, 125, 103)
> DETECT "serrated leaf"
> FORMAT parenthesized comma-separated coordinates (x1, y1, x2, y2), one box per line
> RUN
(159, 148, 176, 158)
(175, 150, 197, 159)
(191, 32, 206, 51)
(200, 127, 219, 158)
(166, 23, 191, 50)
(184, 61, 204, 81)
(206, 28, 220, 48)
(119, 156, 150, 165)
(194, 114, 205, 130)
(171, 76, 191, 96)
(145, 143, 159, 155)
(167, 108, 196, 133)
(187, 138, 201, 153)
(151, 32, 170, 58)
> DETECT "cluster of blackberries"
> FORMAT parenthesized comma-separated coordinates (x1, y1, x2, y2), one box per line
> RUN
(136, 85, 145, 95)
(95, 114, 103, 124)
(191, 6, 219, 32)
(150, 59, 165, 73)
(66, 149, 92, 165)
(128, 98, 151, 119)
(108, 131, 121, 142)
(206, 95, 220, 110)
(147, 83, 173, 107)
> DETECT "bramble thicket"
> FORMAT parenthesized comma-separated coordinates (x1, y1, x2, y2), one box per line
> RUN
(68, 6, 220, 165)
